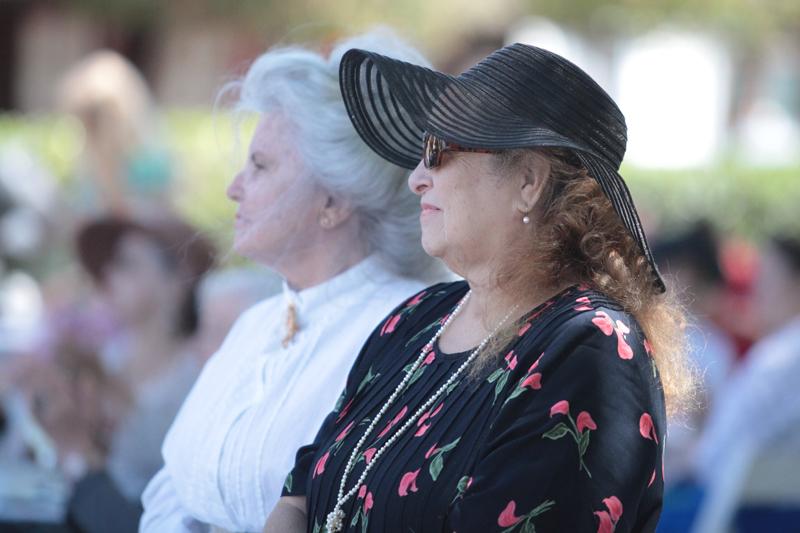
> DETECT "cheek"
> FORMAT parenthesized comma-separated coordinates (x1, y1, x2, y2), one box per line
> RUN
(236, 196, 322, 261)
(104, 275, 145, 315)
(104, 267, 169, 313)
(247, 185, 285, 223)
(443, 193, 509, 245)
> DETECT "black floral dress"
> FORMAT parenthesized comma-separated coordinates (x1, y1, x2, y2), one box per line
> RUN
(282, 281, 667, 532)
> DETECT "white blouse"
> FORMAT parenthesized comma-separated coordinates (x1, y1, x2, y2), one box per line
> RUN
(139, 256, 423, 532)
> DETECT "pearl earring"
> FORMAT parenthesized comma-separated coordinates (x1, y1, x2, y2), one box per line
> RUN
(522, 214, 531, 224)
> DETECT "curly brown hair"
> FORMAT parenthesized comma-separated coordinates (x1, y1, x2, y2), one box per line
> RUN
(485, 148, 696, 418)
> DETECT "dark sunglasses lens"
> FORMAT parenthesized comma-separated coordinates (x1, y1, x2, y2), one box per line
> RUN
(423, 133, 433, 168)
(423, 133, 442, 168)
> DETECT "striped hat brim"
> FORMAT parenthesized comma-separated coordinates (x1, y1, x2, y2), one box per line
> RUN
(339, 46, 665, 293)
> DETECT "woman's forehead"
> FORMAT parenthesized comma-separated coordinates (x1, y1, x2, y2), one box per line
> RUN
(250, 112, 294, 152)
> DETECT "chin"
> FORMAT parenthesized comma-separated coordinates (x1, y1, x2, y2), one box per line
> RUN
(232, 237, 260, 262)
(420, 236, 444, 259)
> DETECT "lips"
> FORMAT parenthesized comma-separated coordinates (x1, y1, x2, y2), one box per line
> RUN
(420, 202, 441, 214)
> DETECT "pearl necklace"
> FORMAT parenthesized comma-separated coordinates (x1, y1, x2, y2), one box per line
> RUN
(325, 290, 519, 532)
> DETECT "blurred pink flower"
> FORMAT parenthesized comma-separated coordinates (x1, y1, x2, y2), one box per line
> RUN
(335, 421, 354, 442)
(313, 451, 329, 478)
(505, 351, 518, 370)
(577, 411, 597, 433)
(497, 500, 523, 527)
(639, 413, 658, 443)
(522, 372, 542, 390)
(381, 314, 402, 335)
(550, 400, 570, 417)
(398, 469, 420, 497)
(364, 447, 377, 464)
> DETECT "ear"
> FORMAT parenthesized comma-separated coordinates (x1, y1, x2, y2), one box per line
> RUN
(318, 194, 355, 229)
(516, 153, 550, 214)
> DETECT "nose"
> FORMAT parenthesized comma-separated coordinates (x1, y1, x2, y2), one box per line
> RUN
(227, 171, 244, 202)
(408, 161, 432, 196)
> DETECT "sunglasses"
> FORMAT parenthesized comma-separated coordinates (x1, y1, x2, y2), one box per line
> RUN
(422, 132, 499, 169)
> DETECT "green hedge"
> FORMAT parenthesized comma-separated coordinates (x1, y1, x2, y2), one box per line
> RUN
(1, 112, 798, 246)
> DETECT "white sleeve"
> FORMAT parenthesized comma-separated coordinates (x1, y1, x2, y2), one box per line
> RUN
(139, 468, 208, 533)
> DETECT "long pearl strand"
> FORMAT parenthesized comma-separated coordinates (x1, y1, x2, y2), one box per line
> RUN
(325, 290, 518, 532)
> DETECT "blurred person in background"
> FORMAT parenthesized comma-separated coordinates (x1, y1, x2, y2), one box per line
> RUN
(193, 267, 282, 363)
(652, 221, 736, 485)
(0, 316, 116, 529)
(688, 234, 800, 532)
(64, 214, 215, 533)
(139, 30, 443, 532)
(57, 50, 173, 220)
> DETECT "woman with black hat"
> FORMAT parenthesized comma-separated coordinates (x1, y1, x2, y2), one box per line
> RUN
(267, 43, 694, 532)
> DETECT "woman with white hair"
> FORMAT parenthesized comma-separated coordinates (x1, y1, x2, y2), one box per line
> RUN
(139, 31, 441, 532)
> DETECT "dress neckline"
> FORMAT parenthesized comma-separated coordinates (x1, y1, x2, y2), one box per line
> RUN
(432, 283, 582, 361)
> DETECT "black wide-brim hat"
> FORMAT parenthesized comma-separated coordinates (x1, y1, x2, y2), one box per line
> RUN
(339, 42, 665, 292)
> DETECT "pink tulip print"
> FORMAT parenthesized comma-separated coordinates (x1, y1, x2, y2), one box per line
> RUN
(574, 296, 593, 311)
(312, 451, 329, 479)
(505, 351, 518, 370)
(639, 413, 658, 443)
(380, 290, 433, 337)
(363, 491, 373, 513)
(496, 498, 556, 532)
(576, 411, 597, 433)
(334, 420, 355, 442)
(414, 402, 444, 437)
(335, 396, 354, 423)
(363, 447, 377, 464)
(425, 443, 439, 459)
(516, 298, 556, 337)
(498, 501, 523, 527)
(591, 310, 634, 359)
(377, 405, 408, 439)
(594, 495, 623, 533)
(380, 313, 401, 336)
(487, 351, 522, 404)
(550, 400, 570, 417)
(351, 484, 374, 531)
(398, 468, 420, 497)
(521, 372, 542, 390)
(405, 290, 427, 309)
(543, 400, 596, 477)
(503, 353, 546, 406)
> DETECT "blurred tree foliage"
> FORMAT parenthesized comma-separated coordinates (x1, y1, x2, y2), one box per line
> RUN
(518, 0, 800, 42)
(0, 113, 797, 246)
(64, 0, 800, 45)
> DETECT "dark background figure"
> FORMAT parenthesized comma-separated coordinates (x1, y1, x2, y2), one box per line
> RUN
(66, 214, 215, 533)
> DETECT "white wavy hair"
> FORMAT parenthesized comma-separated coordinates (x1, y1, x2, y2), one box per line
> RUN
(219, 29, 442, 281)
